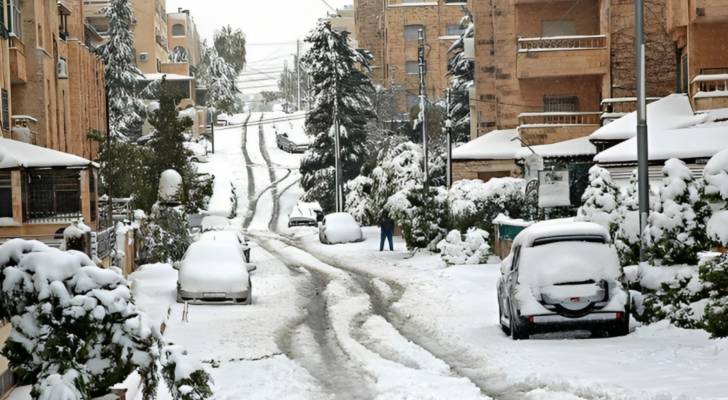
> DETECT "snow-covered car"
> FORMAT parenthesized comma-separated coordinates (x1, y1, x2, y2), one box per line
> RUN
(318, 213, 364, 244)
(184, 141, 208, 163)
(497, 220, 630, 340)
(288, 205, 319, 228)
(276, 132, 309, 153)
(199, 230, 252, 263)
(177, 239, 255, 304)
(299, 201, 324, 222)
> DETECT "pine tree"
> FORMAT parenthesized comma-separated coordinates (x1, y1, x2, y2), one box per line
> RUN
(699, 254, 728, 338)
(201, 46, 240, 115)
(97, 0, 146, 141)
(645, 158, 712, 265)
(576, 165, 620, 229)
(613, 170, 642, 265)
(300, 21, 376, 212)
(213, 25, 247, 74)
(446, 13, 474, 143)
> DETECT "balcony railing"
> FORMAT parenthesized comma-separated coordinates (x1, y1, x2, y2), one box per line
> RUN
(518, 112, 602, 126)
(517, 35, 606, 53)
(600, 97, 661, 124)
(691, 72, 728, 110)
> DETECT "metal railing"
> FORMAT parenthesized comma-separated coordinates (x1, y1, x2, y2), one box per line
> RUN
(92, 226, 116, 260)
(518, 111, 602, 126)
(518, 35, 606, 52)
(692, 71, 728, 97)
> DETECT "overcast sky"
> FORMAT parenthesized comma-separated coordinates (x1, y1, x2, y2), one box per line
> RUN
(167, 0, 353, 92)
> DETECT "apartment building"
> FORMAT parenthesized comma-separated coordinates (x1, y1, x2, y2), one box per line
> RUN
(355, 0, 469, 112)
(85, 0, 169, 73)
(668, 0, 728, 112)
(167, 8, 201, 67)
(455, 0, 676, 182)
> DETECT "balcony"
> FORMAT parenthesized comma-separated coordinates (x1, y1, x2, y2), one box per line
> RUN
(692, 72, 728, 111)
(518, 112, 601, 146)
(517, 35, 608, 79)
(600, 97, 661, 125)
(9, 36, 26, 84)
(692, 0, 728, 23)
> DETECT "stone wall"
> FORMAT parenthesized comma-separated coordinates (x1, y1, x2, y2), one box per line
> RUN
(452, 159, 520, 182)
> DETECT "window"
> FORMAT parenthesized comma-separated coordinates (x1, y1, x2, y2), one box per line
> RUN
(405, 60, 418, 75)
(1, 89, 8, 131)
(543, 95, 579, 112)
(24, 169, 81, 221)
(446, 24, 463, 36)
(7, 0, 21, 39)
(541, 20, 576, 37)
(0, 171, 12, 219)
(172, 23, 185, 36)
(404, 24, 424, 41)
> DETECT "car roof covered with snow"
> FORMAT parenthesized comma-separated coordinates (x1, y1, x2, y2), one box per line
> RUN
(512, 219, 611, 248)
(324, 212, 357, 223)
(290, 206, 317, 220)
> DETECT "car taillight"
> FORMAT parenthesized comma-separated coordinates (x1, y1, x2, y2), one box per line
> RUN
(528, 316, 535, 323)
(616, 312, 624, 320)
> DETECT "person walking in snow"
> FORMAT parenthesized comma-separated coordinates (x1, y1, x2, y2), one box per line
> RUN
(379, 214, 395, 252)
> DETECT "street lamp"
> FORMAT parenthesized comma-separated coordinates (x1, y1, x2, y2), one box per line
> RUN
(635, 0, 650, 266)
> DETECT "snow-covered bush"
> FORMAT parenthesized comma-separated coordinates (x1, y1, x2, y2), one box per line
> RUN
(576, 165, 620, 229)
(641, 267, 707, 329)
(645, 159, 712, 265)
(0, 239, 211, 399)
(386, 185, 447, 250)
(140, 204, 190, 264)
(703, 147, 728, 202)
(613, 170, 641, 266)
(446, 178, 525, 238)
(161, 347, 214, 400)
(344, 175, 375, 226)
(699, 255, 728, 338)
(437, 228, 491, 265)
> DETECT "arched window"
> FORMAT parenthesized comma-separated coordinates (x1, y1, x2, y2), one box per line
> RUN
(172, 23, 185, 36)
(171, 46, 189, 63)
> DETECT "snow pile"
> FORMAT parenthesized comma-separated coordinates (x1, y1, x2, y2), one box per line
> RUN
(321, 213, 363, 244)
(159, 169, 183, 203)
(0, 239, 212, 399)
(518, 241, 621, 287)
(575, 165, 619, 229)
(451, 129, 520, 160)
(437, 228, 491, 265)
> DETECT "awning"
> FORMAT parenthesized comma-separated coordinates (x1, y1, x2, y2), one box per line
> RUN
(452, 129, 520, 160)
(0, 138, 94, 169)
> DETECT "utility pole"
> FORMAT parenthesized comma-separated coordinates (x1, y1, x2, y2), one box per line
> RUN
(283, 60, 289, 113)
(296, 39, 302, 111)
(333, 81, 344, 212)
(418, 29, 429, 192)
(636, 0, 650, 266)
(445, 88, 453, 188)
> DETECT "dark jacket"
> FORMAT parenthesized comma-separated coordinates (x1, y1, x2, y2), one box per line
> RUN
(380, 217, 395, 232)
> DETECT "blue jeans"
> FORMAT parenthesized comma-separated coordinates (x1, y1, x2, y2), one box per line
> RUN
(380, 228, 393, 251)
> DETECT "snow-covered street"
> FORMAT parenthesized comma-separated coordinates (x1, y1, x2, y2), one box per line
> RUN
(126, 114, 728, 400)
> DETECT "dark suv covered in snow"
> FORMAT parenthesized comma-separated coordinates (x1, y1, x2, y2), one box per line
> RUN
(497, 220, 630, 340)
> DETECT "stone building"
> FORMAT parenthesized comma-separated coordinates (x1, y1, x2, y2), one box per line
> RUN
(354, 0, 469, 112)
(455, 0, 677, 181)
(327, 5, 358, 47)
(167, 8, 202, 67)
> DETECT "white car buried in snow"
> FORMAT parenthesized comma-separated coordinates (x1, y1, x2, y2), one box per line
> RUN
(497, 220, 630, 339)
(177, 239, 255, 304)
(318, 212, 364, 244)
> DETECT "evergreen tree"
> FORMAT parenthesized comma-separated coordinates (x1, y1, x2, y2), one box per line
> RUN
(576, 165, 620, 229)
(213, 25, 247, 74)
(300, 21, 376, 212)
(645, 158, 712, 265)
(699, 254, 728, 338)
(446, 13, 474, 143)
(613, 170, 642, 265)
(97, 0, 146, 141)
(201, 46, 240, 115)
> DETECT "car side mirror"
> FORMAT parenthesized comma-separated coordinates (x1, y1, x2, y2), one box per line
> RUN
(246, 264, 257, 273)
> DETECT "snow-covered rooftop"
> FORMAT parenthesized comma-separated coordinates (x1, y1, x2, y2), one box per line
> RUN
(452, 129, 520, 160)
(141, 73, 194, 81)
(590, 94, 708, 142)
(594, 119, 728, 164)
(515, 136, 595, 160)
(0, 138, 94, 169)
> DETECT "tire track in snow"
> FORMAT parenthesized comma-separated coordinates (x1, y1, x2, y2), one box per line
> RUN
(240, 113, 256, 225)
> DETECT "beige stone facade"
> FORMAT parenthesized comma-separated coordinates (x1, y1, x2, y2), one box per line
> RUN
(354, 0, 468, 112)
(328, 5, 358, 47)
(167, 8, 201, 67)
(667, 0, 728, 112)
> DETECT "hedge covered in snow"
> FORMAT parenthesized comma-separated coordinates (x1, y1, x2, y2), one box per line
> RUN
(0, 239, 212, 399)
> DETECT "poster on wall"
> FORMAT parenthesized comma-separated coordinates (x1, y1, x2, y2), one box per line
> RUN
(538, 169, 571, 208)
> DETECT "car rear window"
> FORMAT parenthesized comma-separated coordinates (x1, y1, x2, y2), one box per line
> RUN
(518, 241, 621, 287)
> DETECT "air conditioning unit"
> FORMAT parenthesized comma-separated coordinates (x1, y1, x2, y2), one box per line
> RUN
(57, 59, 69, 79)
(463, 38, 475, 61)
(139, 52, 149, 62)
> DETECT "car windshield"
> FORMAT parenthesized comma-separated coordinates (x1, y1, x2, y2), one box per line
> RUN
(518, 241, 621, 287)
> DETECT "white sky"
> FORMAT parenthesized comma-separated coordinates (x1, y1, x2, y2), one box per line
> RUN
(167, 0, 353, 92)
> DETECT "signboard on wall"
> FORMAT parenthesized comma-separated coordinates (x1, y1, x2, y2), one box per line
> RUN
(538, 170, 571, 208)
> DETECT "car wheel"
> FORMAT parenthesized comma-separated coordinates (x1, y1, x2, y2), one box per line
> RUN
(191, 157, 199, 163)
(245, 280, 253, 305)
(611, 309, 630, 337)
(510, 306, 529, 340)
(499, 303, 510, 336)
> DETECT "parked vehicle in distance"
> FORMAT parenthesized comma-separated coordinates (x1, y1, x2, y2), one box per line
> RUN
(177, 239, 255, 304)
(299, 201, 324, 222)
(276, 132, 308, 153)
(319, 212, 364, 244)
(184, 141, 209, 163)
(497, 220, 630, 340)
(288, 205, 319, 228)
